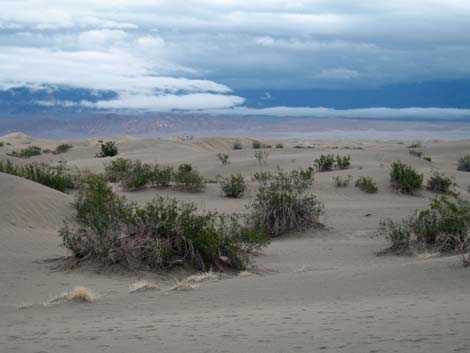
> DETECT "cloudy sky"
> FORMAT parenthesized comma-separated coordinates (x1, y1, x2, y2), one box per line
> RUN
(1, 0, 470, 117)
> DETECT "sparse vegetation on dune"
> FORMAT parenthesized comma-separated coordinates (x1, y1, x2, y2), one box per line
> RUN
(314, 154, 351, 172)
(457, 154, 470, 172)
(248, 167, 323, 237)
(378, 196, 470, 265)
(217, 153, 230, 166)
(53, 143, 73, 154)
(426, 171, 455, 194)
(221, 174, 247, 198)
(0, 159, 75, 192)
(390, 161, 423, 195)
(59, 175, 268, 271)
(355, 176, 378, 193)
(333, 175, 353, 187)
(7, 145, 42, 158)
(97, 141, 118, 158)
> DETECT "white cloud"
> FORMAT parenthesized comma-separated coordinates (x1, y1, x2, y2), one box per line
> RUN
(78, 29, 128, 49)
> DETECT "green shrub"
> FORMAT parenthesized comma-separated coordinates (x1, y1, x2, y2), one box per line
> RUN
(390, 161, 423, 194)
(233, 142, 243, 150)
(336, 155, 351, 170)
(217, 153, 230, 166)
(252, 140, 262, 149)
(221, 174, 247, 198)
(173, 163, 205, 192)
(254, 150, 269, 165)
(408, 142, 422, 148)
(150, 164, 173, 187)
(423, 156, 432, 162)
(333, 175, 353, 187)
(355, 176, 378, 193)
(60, 179, 268, 270)
(426, 171, 454, 194)
(53, 144, 73, 154)
(377, 196, 470, 264)
(377, 219, 412, 254)
(248, 170, 323, 237)
(408, 149, 423, 158)
(252, 171, 273, 183)
(120, 161, 153, 190)
(104, 158, 134, 182)
(0, 141, 4, 147)
(7, 145, 42, 158)
(314, 154, 335, 171)
(97, 141, 118, 158)
(0, 159, 74, 192)
(275, 143, 284, 149)
(457, 154, 470, 172)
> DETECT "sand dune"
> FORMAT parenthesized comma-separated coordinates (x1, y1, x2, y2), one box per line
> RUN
(1, 134, 470, 353)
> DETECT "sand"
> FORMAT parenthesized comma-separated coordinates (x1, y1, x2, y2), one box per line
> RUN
(1, 133, 469, 353)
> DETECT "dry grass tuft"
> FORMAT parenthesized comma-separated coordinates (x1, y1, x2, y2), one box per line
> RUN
(185, 270, 220, 284)
(129, 280, 160, 293)
(170, 281, 199, 291)
(237, 270, 254, 278)
(47, 286, 96, 306)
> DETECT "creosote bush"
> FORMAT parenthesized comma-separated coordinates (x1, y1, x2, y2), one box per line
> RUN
(390, 161, 423, 194)
(233, 142, 243, 150)
(173, 163, 205, 192)
(120, 161, 153, 191)
(217, 153, 230, 166)
(377, 196, 470, 265)
(333, 175, 353, 187)
(221, 174, 247, 198)
(97, 141, 118, 158)
(150, 164, 173, 187)
(275, 143, 284, 149)
(53, 144, 73, 154)
(355, 176, 378, 193)
(314, 154, 351, 172)
(0, 141, 4, 147)
(0, 159, 75, 192)
(59, 175, 269, 271)
(457, 154, 470, 172)
(252, 140, 262, 149)
(426, 171, 454, 194)
(248, 167, 322, 237)
(7, 145, 42, 158)
(336, 155, 351, 170)
(254, 150, 269, 165)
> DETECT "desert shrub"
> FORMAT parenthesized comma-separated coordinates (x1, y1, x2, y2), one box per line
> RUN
(7, 145, 42, 158)
(221, 174, 247, 198)
(173, 163, 205, 192)
(457, 154, 470, 172)
(254, 150, 269, 165)
(150, 164, 173, 187)
(378, 196, 470, 263)
(120, 161, 153, 190)
(333, 175, 353, 187)
(0, 159, 74, 192)
(233, 142, 243, 150)
(252, 171, 273, 183)
(423, 156, 432, 162)
(336, 155, 351, 170)
(60, 180, 268, 270)
(0, 141, 4, 147)
(377, 219, 412, 254)
(217, 153, 230, 166)
(408, 142, 422, 148)
(97, 141, 118, 158)
(53, 144, 73, 154)
(0, 159, 20, 175)
(314, 154, 335, 172)
(252, 140, 262, 149)
(275, 143, 284, 149)
(104, 158, 134, 182)
(390, 161, 423, 194)
(355, 176, 378, 193)
(426, 171, 454, 194)
(248, 169, 323, 237)
(408, 149, 423, 158)
(21, 161, 75, 192)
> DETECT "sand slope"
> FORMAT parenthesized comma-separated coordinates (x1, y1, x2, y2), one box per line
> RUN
(1, 135, 470, 353)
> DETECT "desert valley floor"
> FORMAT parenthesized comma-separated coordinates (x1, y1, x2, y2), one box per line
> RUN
(1, 132, 470, 353)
